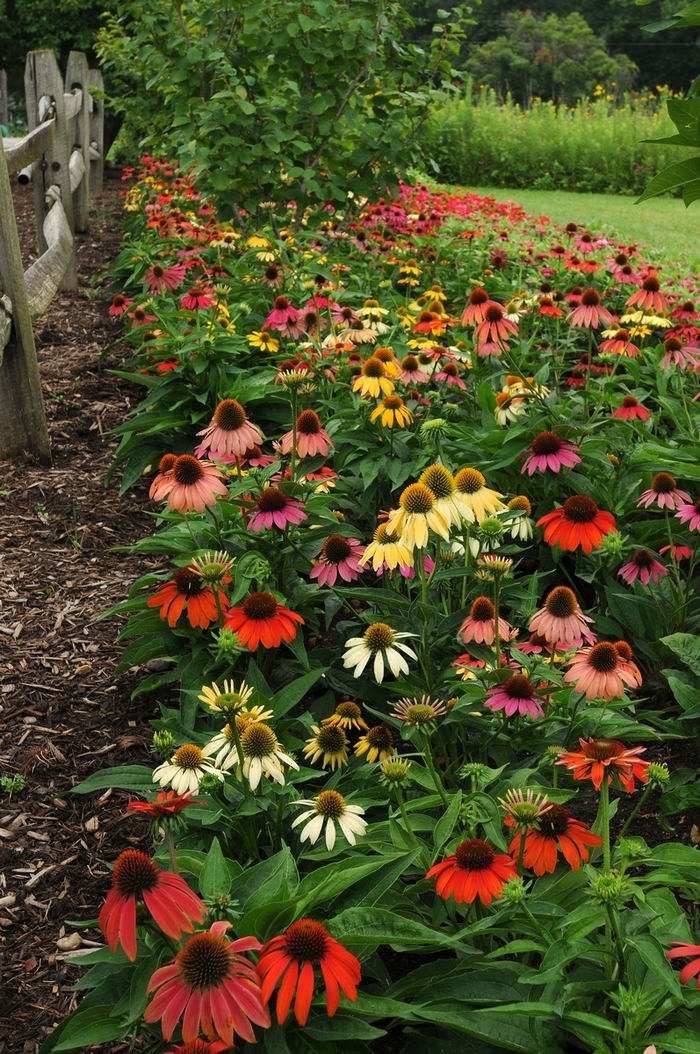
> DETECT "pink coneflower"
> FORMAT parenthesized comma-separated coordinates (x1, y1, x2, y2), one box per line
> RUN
(599, 329, 641, 357)
(399, 354, 430, 384)
(279, 410, 333, 458)
(241, 444, 277, 468)
(485, 674, 545, 719)
(626, 272, 667, 314)
(565, 286, 583, 306)
(637, 472, 691, 511)
(537, 296, 564, 317)
(563, 641, 642, 701)
(461, 288, 501, 326)
(247, 487, 307, 532)
(300, 308, 327, 337)
(490, 247, 509, 270)
(109, 292, 133, 316)
(310, 535, 364, 586)
(262, 262, 285, 287)
(661, 335, 700, 370)
(611, 395, 650, 421)
(129, 305, 158, 328)
(618, 549, 668, 585)
(567, 288, 614, 329)
(263, 295, 303, 337)
(434, 362, 467, 389)
(614, 263, 640, 285)
(529, 586, 595, 646)
(145, 262, 186, 293)
(473, 304, 518, 349)
(155, 454, 228, 513)
(331, 303, 359, 326)
(195, 399, 264, 460)
(574, 231, 596, 254)
(676, 498, 700, 532)
(521, 432, 581, 475)
(180, 283, 215, 310)
(149, 452, 178, 502)
(460, 596, 514, 646)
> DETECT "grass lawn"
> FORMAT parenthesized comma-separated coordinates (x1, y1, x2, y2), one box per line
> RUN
(467, 186, 700, 271)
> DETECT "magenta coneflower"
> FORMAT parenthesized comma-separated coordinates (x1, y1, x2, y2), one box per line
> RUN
(599, 329, 641, 357)
(485, 674, 545, 719)
(618, 549, 667, 586)
(155, 454, 228, 513)
(247, 487, 307, 532)
(563, 641, 642, 701)
(280, 410, 333, 458)
(676, 498, 700, 532)
(473, 304, 518, 349)
(626, 272, 667, 315)
(529, 586, 595, 647)
(180, 283, 215, 310)
(574, 231, 596, 254)
(461, 288, 500, 326)
(637, 472, 691, 511)
(567, 288, 614, 329)
(460, 596, 514, 646)
(611, 396, 650, 421)
(145, 262, 186, 294)
(263, 295, 303, 337)
(196, 399, 264, 460)
(434, 362, 467, 389)
(661, 335, 700, 370)
(521, 432, 581, 475)
(310, 536, 364, 587)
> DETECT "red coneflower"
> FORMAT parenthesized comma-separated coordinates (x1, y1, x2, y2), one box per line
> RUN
(280, 410, 333, 458)
(257, 919, 361, 1026)
(537, 495, 616, 554)
(528, 585, 595, 647)
(567, 288, 614, 329)
(144, 921, 269, 1044)
(459, 596, 514, 646)
(262, 295, 303, 337)
(196, 399, 264, 460)
(670, 301, 700, 321)
(611, 395, 650, 421)
(180, 284, 215, 310)
(484, 675, 545, 720)
(109, 292, 133, 316)
(99, 849, 206, 961)
(563, 641, 642, 701)
(310, 535, 364, 587)
(247, 487, 307, 532)
(618, 549, 668, 586)
(626, 272, 667, 315)
(126, 789, 204, 818)
(224, 591, 304, 650)
(667, 943, 700, 987)
(427, 838, 517, 905)
(163, 1040, 230, 1054)
(538, 296, 564, 317)
(147, 567, 229, 629)
(413, 310, 446, 335)
(521, 432, 581, 475)
(508, 804, 602, 875)
(556, 737, 649, 792)
(637, 472, 691, 511)
(676, 497, 700, 532)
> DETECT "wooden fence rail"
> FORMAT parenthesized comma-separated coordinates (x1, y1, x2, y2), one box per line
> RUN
(0, 49, 103, 465)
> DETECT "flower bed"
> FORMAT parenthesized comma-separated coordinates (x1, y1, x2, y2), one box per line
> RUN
(48, 158, 700, 1054)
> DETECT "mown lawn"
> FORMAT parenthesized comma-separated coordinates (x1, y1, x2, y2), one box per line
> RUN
(467, 186, 700, 271)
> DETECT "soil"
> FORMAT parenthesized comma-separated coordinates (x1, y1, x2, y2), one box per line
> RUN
(1, 174, 698, 1054)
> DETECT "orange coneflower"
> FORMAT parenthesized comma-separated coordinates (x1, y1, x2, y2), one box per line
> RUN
(508, 804, 602, 875)
(536, 495, 616, 554)
(556, 737, 649, 792)
(224, 592, 304, 650)
(427, 838, 517, 905)
(147, 567, 229, 629)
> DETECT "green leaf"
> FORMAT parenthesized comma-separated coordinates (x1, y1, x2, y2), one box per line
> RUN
(653, 1028, 700, 1053)
(331, 907, 465, 949)
(302, 1012, 386, 1040)
(199, 837, 232, 899)
(433, 791, 462, 853)
(412, 1006, 541, 1052)
(70, 766, 155, 795)
(52, 1007, 128, 1049)
(661, 633, 700, 676)
(297, 857, 398, 911)
(273, 668, 328, 716)
(636, 157, 700, 203)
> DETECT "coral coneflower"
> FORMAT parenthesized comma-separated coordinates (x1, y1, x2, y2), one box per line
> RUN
(626, 272, 667, 315)
(537, 495, 616, 554)
(310, 535, 364, 586)
(196, 399, 264, 460)
(342, 622, 417, 681)
(126, 789, 204, 819)
(567, 288, 614, 329)
(147, 567, 229, 630)
(556, 737, 649, 792)
(258, 919, 361, 1026)
(224, 592, 304, 650)
(563, 641, 642, 701)
(99, 849, 206, 961)
(109, 292, 133, 316)
(638, 472, 691, 511)
(676, 497, 700, 531)
(612, 395, 650, 421)
(538, 296, 564, 317)
(155, 454, 228, 514)
(618, 549, 668, 585)
(460, 596, 514, 646)
(427, 839, 517, 905)
(508, 804, 602, 875)
(280, 409, 333, 458)
(144, 921, 269, 1044)
(599, 329, 641, 357)
(461, 287, 500, 326)
(145, 262, 186, 294)
(485, 675, 545, 720)
(247, 487, 307, 531)
(521, 432, 581, 475)
(528, 585, 595, 646)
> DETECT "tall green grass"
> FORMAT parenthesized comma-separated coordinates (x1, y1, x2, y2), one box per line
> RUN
(428, 84, 692, 196)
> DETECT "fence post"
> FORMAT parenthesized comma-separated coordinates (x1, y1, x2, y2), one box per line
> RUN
(25, 50, 78, 292)
(87, 69, 104, 197)
(0, 69, 8, 130)
(65, 51, 90, 232)
(0, 140, 51, 465)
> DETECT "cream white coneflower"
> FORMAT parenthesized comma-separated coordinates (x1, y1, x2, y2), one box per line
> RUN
(291, 790, 367, 850)
(233, 722, 298, 790)
(343, 622, 418, 682)
(203, 707, 275, 769)
(386, 482, 450, 549)
(152, 744, 224, 794)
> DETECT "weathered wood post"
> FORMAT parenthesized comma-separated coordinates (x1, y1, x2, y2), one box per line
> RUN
(65, 51, 90, 231)
(0, 140, 51, 465)
(87, 69, 104, 197)
(25, 50, 77, 291)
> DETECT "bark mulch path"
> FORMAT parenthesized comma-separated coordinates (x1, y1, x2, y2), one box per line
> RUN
(0, 175, 158, 1053)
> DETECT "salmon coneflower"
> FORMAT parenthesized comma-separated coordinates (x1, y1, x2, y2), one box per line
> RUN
(247, 487, 307, 532)
(637, 472, 691, 511)
(461, 287, 500, 325)
(484, 674, 545, 720)
(521, 432, 581, 475)
(556, 737, 649, 792)
(676, 497, 700, 532)
(612, 395, 650, 421)
(563, 641, 642, 700)
(149, 452, 178, 501)
(279, 409, 333, 458)
(145, 261, 186, 294)
(567, 288, 614, 329)
(618, 549, 668, 586)
(258, 919, 361, 1027)
(399, 353, 429, 384)
(427, 838, 517, 905)
(163, 1040, 230, 1054)
(144, 921, 270, 1044)
(310, 535, 364, 587)
(126, 789, 204, 819)
(626, 272, 667, 315)
(529, 585, 595, 647)
(154, 454, 228, 513)
(459, 596, 514, 646)
(196, 398, 264, 460)
(435, 362, 467, 389)
(537, 495, 616, 554)
(99, 849, 206, 961)
(147, 566, 229, 630)
(224, 591, 304, 650)
(508, 804, 602, 875)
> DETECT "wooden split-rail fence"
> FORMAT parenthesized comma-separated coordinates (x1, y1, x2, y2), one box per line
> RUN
(0, 49, 105, 466)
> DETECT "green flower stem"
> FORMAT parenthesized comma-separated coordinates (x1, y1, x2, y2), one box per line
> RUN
(290, 388, 298, 482)
(421, 731, 449, 807)
(518, 900, 554, 947)
(394, 787, 430, 869)
(599, 777, 611, 873)
(617, 782, 653, 841)
(515, 825, 527, 877)
(165, 827, 179, 873)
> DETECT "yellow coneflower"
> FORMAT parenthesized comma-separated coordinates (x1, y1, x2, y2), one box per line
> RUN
(454, 467, 506, 522)
(352, 357, 395, 399)
(247, 330, 280, 352)
(354, 725, 395, 763)
(419, 463, 465, 527)
(372, 346, 401, 377)
(387, 482, 451, 549)
(360, 523, 414, 572)
(322, 700, 369, 732)
(303, 724, 350, 770)
(370, 395, 414, 429)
